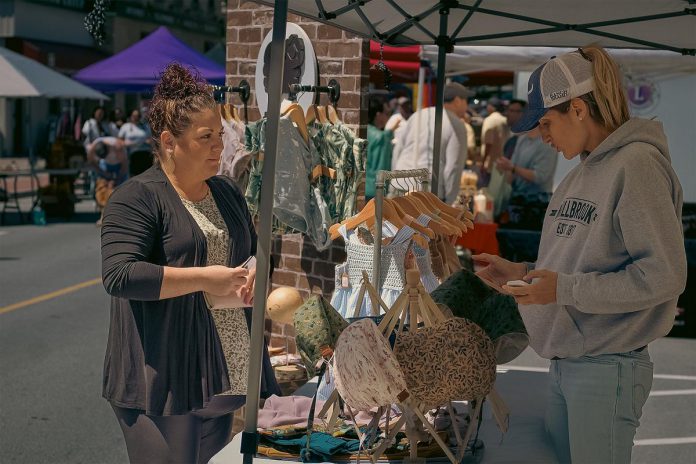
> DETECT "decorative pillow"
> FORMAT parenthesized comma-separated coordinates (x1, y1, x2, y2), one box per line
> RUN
(293, 295, 349, 377)
(333, 319, 408, 411)
(394, 317, 497, 409)
(431, 269, 529, 363)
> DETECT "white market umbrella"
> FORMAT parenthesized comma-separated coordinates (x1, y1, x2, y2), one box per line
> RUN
(0, 46, 108, 99)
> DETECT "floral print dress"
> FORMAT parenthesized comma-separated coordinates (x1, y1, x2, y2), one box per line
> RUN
(180, 192, 249, 396)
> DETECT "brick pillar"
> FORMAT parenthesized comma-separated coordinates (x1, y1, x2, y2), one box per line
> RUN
(226, 2, 367, 353)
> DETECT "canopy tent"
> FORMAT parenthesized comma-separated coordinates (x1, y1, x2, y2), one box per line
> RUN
(240, 2, 696, 461)
(422, 45, 696, 79)
(73, 26, 225, 93)
(0, 46, 108, 99)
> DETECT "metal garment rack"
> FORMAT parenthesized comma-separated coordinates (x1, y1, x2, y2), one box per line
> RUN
(211, 79, 251, 123)
(288, 79, 341, 105)
(373, 168, 431, 297)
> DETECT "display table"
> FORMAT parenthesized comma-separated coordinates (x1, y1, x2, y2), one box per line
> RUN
(208, 367, 558, 464)
(456, 222, 500, 256)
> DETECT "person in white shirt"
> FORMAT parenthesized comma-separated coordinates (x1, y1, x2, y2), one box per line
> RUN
(82, 106, 118, 150)
(118, 109, 153, 176)
(392, 83, 471, 204)
(118, 109, 151, 155)
(480, 97, 510, 186)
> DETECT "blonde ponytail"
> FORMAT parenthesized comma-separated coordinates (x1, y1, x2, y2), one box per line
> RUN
(581, 45, 630, 131)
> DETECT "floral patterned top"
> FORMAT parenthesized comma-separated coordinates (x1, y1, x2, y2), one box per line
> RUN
(180, 192, 249, 396)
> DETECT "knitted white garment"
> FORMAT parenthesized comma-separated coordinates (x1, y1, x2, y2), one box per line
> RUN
(331, 223, 415, 319)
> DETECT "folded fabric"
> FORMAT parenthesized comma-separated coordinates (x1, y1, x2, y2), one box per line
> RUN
(261, 431, 361, 463)
(257, 395, 326, 429)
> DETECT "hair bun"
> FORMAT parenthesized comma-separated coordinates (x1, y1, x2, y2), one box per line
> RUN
(154, 63, 209, 100)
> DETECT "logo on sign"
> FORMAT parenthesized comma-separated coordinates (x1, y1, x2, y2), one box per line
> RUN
(627, 78, 659, 114)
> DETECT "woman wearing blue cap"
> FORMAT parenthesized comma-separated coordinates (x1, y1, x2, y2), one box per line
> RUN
(473, 45, 686, 463)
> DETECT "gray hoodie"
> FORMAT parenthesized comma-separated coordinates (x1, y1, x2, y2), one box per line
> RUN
(520, 118, 687, 359)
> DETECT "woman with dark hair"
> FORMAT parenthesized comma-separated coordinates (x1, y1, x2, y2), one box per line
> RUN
(81, 106, 117, 149)
(474, 45, 686, 463)
(100, 63, 279, 464)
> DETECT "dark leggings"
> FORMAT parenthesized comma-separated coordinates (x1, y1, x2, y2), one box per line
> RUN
(111, 395, 245, 464)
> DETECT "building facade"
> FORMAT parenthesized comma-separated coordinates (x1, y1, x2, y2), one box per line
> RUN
(0, 0, 225, 157)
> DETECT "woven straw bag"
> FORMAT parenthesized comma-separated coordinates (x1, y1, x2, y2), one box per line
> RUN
(394, 317, 497, 409)
(431, 269, 529, 364)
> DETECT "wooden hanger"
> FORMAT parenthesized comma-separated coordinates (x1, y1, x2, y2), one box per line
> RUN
(280, 98, 294, 115)
(391, 196, 458, 236)
(410, 191, 474, 224)
(377, 199, 435, 239)
(329, 198, 405, 241)
(316, 105, 329, 124)
(281, 102, 309, 145)
(408, 191, 471, 233)
(231, 105, 242, 123)
(220, 104, 232, 122)
(326, 104, 341, 125)
(305, 104, 328, 125)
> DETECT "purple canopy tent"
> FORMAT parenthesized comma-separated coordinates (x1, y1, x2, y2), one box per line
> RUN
(74, 26, 225, 93)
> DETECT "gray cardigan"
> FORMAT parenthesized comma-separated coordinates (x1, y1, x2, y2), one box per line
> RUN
(101, 165, 279, 415)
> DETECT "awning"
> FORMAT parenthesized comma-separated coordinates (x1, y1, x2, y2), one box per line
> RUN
(257, 1, 696, 54)
(422, 45, 696, 79)
(74, 26, 225, 93)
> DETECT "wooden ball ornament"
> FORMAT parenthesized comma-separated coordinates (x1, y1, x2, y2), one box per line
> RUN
(266, 287, 304, 325)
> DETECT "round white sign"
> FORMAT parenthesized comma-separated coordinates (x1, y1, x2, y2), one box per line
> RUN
(255, 23, 318, 115)
(626, 78, 660, 115)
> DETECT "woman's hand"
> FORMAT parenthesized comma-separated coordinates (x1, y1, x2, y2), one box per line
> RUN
(472, 253, 526, 293)
(501, 269, 557, 305)
(202, 265, 249, 297)
(238, 266, 256, 306)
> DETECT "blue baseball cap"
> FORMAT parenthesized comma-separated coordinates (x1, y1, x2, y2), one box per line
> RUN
(512, 51, 595, 133)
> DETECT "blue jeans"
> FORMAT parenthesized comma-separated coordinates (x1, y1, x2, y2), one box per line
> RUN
(546, 349, 653, 464)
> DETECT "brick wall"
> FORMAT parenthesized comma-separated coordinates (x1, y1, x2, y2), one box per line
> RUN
(270, 234, 347, 298)
(225, 1, 370, 136)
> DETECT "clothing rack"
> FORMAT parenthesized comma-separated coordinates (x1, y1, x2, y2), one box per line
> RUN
(211, 80, 251, 123)
(373, 168, 431, 296)
(288, 79, 341, 106)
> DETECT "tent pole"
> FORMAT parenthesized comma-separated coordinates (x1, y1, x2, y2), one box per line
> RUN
(241, 1, 287, 462)
(431, 4, 451, 197)
(414, 61, 426, 170)
(417, 62, 425, 113)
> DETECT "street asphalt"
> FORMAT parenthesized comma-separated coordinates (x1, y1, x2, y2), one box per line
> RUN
(1, 208, 694, 464)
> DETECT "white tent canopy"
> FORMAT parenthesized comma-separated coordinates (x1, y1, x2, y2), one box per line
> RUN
(422, 45, 696, 79)
(0, 46, 108, 99)
(259, 1, 696, 54)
